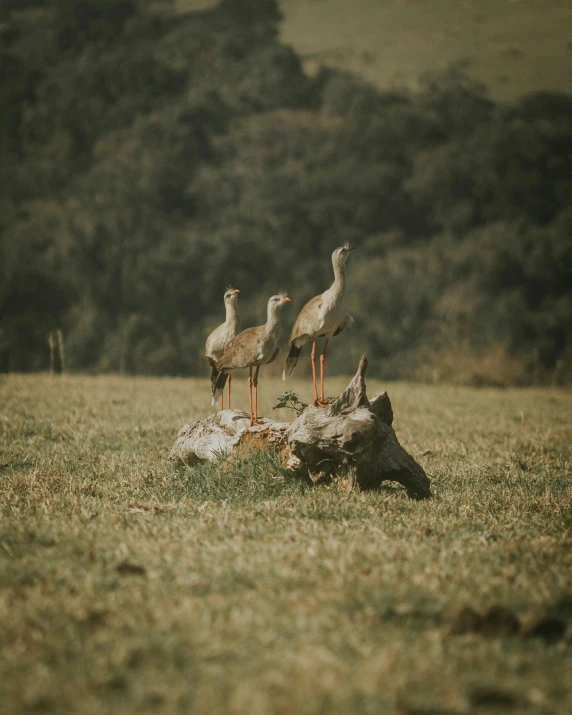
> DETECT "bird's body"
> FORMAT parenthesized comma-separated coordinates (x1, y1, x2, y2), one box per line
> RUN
(205, 288, 240, 409)
(216, 324, 281, 370)
(212, 293, 291, 424)
(283, 245, 354, 404)
(289, 289, 352, 344)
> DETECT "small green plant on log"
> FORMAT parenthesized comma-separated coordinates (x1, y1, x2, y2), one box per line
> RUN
(273, 391, 308, 416)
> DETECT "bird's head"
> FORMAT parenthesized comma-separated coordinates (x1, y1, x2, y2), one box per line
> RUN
(333, 243, 355, 265)
(268, 292, 292, 312)
(224, 287, 240, 304)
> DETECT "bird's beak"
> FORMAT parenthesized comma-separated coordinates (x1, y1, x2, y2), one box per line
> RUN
(233, 289, 240, 294)
(347, 245, 355, 251)
(283, 297, 291, 303)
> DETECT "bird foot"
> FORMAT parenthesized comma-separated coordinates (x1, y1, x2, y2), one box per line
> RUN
(250, 418, 261, 426)
(313, 398, 331, 408)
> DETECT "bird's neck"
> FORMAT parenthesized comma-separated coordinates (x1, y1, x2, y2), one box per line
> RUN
(331, 259, 346, 296)
(265, 307, 282, 337)
(225, 302, 239, 329)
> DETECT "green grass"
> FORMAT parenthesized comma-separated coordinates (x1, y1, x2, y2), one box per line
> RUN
(1, 373, 571, 714)
(178, 0, 572, 100)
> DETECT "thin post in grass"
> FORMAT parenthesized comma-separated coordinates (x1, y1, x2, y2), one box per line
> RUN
(57, 329, 65, 374)
(48, 332, 56, 376)
(120, 327, 126, 376)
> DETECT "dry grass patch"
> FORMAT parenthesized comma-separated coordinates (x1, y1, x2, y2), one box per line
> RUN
(0, 374, 571, 714)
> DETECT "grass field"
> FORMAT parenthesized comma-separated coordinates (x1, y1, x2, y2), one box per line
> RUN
(177, 0, 572, 101)
(1, 373, 571, 714)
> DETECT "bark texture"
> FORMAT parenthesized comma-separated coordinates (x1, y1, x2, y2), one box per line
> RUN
(169, 411, 290, 466)
(169, 356, 431, 499)
(288, 356, 431, 499)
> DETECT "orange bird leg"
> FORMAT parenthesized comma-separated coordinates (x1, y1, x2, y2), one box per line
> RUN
(248, 367, 253, 424)
(311, 340, 320, 406)
(227, 373, 232, 410)
(252, 366, 260, 426)
(320, 338, 329, 405)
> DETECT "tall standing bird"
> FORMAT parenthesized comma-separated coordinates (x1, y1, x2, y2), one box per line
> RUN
(205, 287, 240, 410)
(212, 293, 291, 425)
(283, 244, 354, 406)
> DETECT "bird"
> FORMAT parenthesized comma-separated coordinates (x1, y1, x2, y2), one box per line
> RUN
(282, 244, 354, 406)
(205, 287, 240, 411)
(212, 293, 291, 425)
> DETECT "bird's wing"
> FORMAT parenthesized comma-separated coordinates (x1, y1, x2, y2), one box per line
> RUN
(267, 345, 281, 364)
(333, 313, 354, 337)
(217, 326, 265, 369)
(206, 321, 239, 361)
(205, 322, 224, 359)
(289, 294, 324, 343)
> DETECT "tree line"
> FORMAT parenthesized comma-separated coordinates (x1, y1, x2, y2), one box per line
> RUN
(1, 0, 571, 384)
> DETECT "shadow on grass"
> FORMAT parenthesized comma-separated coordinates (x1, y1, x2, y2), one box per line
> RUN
(167, 450, 418, 515)
(178, 448, 310, 504)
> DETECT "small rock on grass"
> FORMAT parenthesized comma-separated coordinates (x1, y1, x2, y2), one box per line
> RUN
(520, 615, 567, 642)
(116, 561, 146, 576)
(444, 604, 519, 636)
(397, 705, 465, 715)
(468, 686, 518, 708)
(445, 603, 568, 642)
(478, 605, 520, 636)
(419, 527, 436, 537)
(443, 605, 483, 635)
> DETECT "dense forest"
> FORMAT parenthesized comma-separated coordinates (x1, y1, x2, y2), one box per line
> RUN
(1, 0, 571, 384)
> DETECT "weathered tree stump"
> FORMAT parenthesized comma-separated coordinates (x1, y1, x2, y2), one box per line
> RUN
(169, 411, 290, 466)
(288, 356, 431, 499)
(169, 356, 431, 499)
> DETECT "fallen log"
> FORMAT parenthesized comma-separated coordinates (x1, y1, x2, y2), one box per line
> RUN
(288, 356, 431, 499)
(169, 411, 290, 466)
(169, 356, 431, 499)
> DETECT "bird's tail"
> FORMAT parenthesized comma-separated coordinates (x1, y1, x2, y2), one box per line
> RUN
(283, 342, 303, 380)
(212, 369, 229, 406)
(210, 363, 219, 390)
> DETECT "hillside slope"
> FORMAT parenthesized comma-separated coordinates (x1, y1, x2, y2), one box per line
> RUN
(179, 0, 572, 100)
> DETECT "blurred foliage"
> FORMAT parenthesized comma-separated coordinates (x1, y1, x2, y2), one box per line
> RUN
(1, 0, 571, 383)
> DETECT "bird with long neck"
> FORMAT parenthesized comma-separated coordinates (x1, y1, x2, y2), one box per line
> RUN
(205, 288, 240, 410)
(212, 293, 291, 425)
(283, 244, 354, 406)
